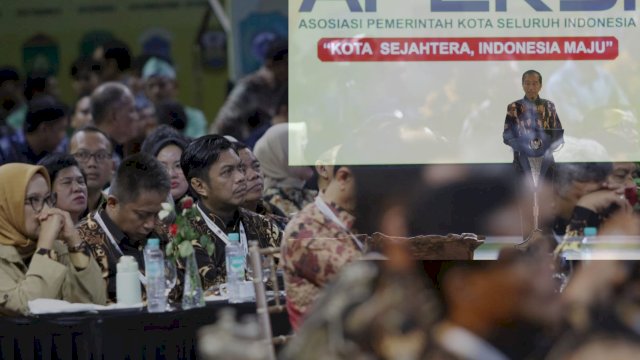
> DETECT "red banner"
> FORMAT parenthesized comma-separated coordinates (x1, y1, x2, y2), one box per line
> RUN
(317, 37, 618, 62)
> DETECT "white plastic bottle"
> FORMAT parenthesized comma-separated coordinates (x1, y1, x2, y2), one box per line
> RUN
(144, 238, 166, 312)
(116, 255, 142, 305)
(225, 233, 245, 303)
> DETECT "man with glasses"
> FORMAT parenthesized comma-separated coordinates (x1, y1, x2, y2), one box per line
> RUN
(76, 153, 171, 302)
(69, 126, 115, 214)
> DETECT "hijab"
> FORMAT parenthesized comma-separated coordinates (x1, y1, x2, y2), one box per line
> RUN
(253, 123, 307, 190)
(0, 163, 50, 257)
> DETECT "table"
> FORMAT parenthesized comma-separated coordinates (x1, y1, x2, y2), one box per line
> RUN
(0, 299, 291, 360)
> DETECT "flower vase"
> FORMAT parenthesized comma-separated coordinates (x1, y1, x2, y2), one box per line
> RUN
(181, 251, 205, 309)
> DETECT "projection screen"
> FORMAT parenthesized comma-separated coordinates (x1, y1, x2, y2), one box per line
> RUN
(288, 0, 639, 165)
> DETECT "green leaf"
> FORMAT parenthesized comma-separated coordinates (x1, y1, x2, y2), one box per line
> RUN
(166, 244, 174, 257)
(178, 241, 194, 258)
(204, 242, 214, 257)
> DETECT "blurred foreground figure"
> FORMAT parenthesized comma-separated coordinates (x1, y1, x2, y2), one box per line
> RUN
(281, 241, 439, 359)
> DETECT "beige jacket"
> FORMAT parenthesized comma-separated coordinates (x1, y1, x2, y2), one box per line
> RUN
(0, 241, 107, 316)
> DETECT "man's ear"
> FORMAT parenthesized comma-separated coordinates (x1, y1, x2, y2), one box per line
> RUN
(334, 166, 352, 186)
(315, 163, 328, 180)
(190, 177, 208, 199)
(106, 194, 119, 209)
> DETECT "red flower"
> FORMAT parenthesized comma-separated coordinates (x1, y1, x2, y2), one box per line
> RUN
(169, 223, 178, 236)
(181, 197, 194, 210)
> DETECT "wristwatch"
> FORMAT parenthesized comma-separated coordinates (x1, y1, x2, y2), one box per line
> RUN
(36, 248, 58, 261)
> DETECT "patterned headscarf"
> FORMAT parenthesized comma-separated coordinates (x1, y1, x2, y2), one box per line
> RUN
(0, 163, 50, 257)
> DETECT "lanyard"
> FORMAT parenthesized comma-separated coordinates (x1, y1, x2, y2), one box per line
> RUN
(94, 211, 147, 285)
(314, 196, 363, 251)
(196, 203, 248, 256)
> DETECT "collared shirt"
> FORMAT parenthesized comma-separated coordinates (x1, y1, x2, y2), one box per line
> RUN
(434, 322, 509, 360)
(77, 207, 169, 302)
(281, 200, 362, 330)
(263, 186, 317, 218)
(190, 203, 282, 289)
(502, 96, 563, 154)
(0, 129, 67, 165)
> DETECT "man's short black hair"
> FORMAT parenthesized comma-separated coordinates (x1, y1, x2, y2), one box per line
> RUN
(522, 69, 542, 85)
(38, 153, 85, 184)
(111, 153, 170, 204)
(71, 125, 114, 153)
(90, 82, 129, 125)
(156, 100, 187, 131)
(140, 124, 189, 157)
(180, 135, 235, 194)
(102, 39, 132, 72)
(24, 96, 68, 133)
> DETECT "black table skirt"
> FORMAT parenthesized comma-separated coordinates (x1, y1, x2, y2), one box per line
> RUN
(0, 300, 291, 360)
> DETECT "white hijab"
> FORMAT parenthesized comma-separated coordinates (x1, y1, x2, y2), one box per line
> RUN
(253, 123, 306, 190)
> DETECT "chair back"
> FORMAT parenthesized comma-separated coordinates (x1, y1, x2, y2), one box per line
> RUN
(367, 232, 484, 260)
(248, 241, 291, 360)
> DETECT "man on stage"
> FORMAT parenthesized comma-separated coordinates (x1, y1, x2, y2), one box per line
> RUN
(503, 69, 564, 180)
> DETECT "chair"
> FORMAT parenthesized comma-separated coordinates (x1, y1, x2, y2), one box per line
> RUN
(366, 232, 484, 260)
(248, 241, 292, 360)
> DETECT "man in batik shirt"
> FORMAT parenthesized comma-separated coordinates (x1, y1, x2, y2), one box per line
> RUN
(180, 135, 281, 289)
(282, 163, 363, 330)
(503, 70, 564, 177)
(77, 153, 171, 302)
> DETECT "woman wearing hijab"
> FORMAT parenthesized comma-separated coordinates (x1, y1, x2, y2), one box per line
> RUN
(0, 163, 106, 316)
(253, 123, 316, 217)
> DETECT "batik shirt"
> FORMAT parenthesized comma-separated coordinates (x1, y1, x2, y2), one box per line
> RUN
(263, 186, 317, 218)
(254, 199, 289, 231)
(503, 96, 563, 154)
(281, 200, 362, 330)
(76, 206, 171, 302)
(190, 204, 281, 290)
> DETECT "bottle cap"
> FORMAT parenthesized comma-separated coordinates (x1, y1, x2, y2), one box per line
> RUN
(228, 233, 240, 242)
(147, 238, 160, 248)
(584, 227, 597, 237)
(117, 255, 138, 272)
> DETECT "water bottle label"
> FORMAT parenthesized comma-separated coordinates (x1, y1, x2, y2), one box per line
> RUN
(229, 256, 244, 272)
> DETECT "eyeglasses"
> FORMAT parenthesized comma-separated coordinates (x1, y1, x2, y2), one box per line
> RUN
(72, 150, 112, 163)
(25, 193, 57, 213)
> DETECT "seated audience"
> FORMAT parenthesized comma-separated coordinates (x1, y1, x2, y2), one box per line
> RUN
(76, 153, 171, 302)
(69, 56, 100, 98)
(140, 125, 190, 204)
(142, 57, 207, 138)
(90, 82, 139, 160)
(253, 123, 316, 217)
(0, 163, 106, 316)
(426, 251, 560, 360)
(70, 95, 92, 131)
(281, 154, 363, 330)
(38, 154, 88, 224)
(69, 126, 115, 213)
(180, 135, 281, 289)
(554, 162, 629, 237)
(211, 38, 288, 141)
(231, 141, 288, 230)
(0, 96, 68, 165)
